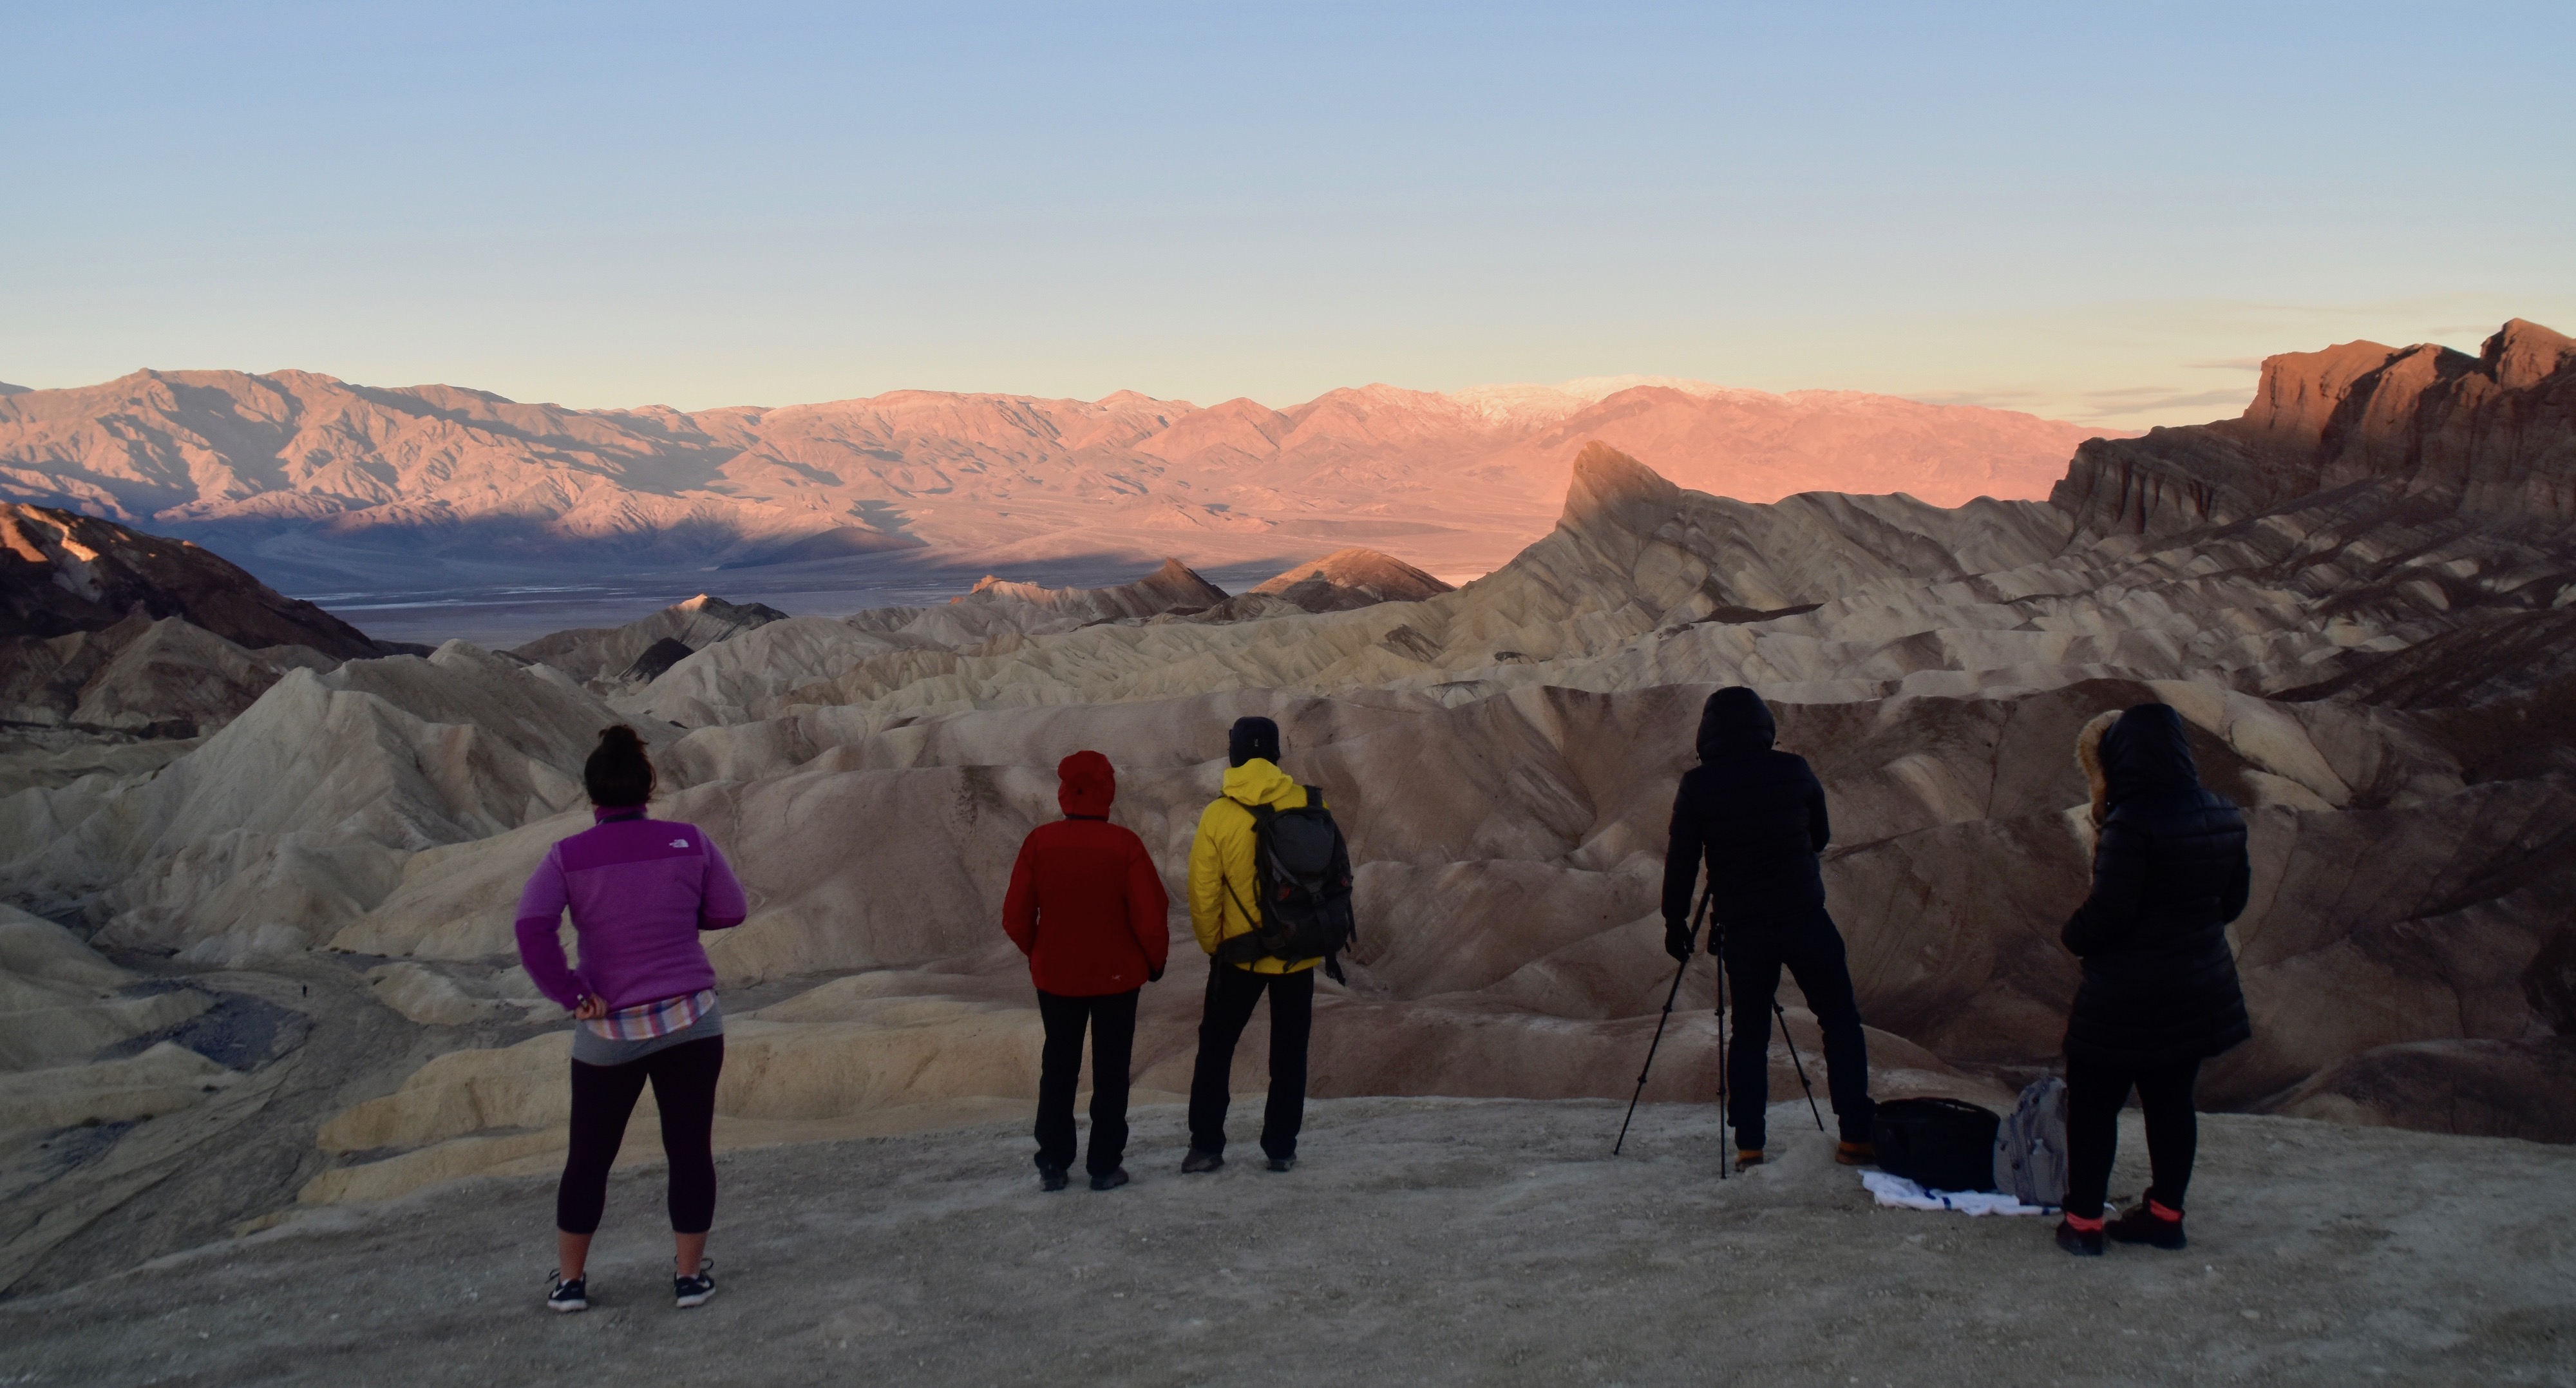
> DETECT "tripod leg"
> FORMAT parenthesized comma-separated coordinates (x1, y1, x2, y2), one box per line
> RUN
(1776, 1000, 1826, 1132)
(1613, 956, 1690, 1156)
(1711, 912, 1727, 1179)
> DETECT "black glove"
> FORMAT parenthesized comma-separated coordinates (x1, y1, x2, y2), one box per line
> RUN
(1663, 917, 1696, 964)
(1148, 965, 1166, 983)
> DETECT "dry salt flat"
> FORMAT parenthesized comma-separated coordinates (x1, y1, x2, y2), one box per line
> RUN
(2, 1097, 2570, 1388)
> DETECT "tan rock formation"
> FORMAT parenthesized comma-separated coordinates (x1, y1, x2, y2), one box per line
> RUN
(2055, 318, 2576, 534)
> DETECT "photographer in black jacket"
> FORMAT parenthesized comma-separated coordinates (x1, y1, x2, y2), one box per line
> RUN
(2054, 702, 2252, 1257)
(1662, 687, 1876, 1170)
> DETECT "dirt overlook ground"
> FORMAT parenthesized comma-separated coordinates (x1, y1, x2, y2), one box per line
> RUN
(1, 1097, 2569, 1388)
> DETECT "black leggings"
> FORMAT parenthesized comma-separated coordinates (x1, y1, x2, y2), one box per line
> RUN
(556, 1034, 724, 1236)
(2065, 1051, 2200, 1221)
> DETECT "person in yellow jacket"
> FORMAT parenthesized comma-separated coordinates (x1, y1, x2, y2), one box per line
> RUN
(1182, 716, 1323, 1174)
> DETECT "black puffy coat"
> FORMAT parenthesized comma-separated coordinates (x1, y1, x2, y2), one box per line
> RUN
(1663, 688, 1832, 933)
(2062, 703, 2253, 1065)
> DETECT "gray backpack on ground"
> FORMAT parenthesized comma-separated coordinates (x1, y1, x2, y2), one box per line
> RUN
(1992, 1075, 2069, 1207)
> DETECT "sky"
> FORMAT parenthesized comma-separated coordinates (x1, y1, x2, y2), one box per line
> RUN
(2, 1, 2570, 428)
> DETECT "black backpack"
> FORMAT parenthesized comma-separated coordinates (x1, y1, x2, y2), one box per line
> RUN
(1215, 786, 1358, 982)
(1870, 1097, 2002, 1193)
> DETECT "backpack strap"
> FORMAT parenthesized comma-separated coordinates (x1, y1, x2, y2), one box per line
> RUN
(1213, 799, 1274, 965)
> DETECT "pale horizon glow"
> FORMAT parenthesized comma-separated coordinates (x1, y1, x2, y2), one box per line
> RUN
(3, 3, 2570, 430)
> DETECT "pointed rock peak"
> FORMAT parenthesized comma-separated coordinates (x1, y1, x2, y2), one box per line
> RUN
(1560, 441, 1681, 530)
(1250, 547, 1453, 600)
(1139, 558, 1229, 602)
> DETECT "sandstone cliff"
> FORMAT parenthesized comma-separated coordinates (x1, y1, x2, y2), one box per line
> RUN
(2054, 318, 2576, 535)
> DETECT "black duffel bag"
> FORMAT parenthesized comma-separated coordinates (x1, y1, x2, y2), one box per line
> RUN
(1871, 1097, 2002, 1193)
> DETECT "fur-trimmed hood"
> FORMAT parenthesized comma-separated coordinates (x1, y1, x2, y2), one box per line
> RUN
(2075, 710, 2120, 826)
(2077, 703, 2202, 824)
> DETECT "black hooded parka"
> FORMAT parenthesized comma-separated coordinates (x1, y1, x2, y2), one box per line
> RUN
(2061, 703, 2254, 1065)
(1662, 687, 1832, 933)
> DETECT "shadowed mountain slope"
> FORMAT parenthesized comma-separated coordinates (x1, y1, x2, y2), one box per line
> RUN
(1, 504, 378, 656)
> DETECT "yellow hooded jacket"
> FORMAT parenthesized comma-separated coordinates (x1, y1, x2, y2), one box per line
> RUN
(1188, 758, 1324, 974)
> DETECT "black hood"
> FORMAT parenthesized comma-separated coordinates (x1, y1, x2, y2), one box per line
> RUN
(1696, 687, 1776, 760)
(2099, 702, 2200, 803)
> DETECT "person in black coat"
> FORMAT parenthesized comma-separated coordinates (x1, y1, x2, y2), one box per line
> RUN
(2054, 701, 2253, 1257)
(1662, 687, 1876, 1169)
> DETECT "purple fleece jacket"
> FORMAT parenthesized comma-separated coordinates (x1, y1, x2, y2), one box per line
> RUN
(513, 806, 750, 1011)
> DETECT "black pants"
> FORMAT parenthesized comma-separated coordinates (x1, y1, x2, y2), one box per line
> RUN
(1036, 987, 1140, 1175)
(1721, 917, 1875, 1146)
(557, 1034, 724, 1236)
(2065, 1051, 2201, 1220)
(1188, 965, 1314, 1159)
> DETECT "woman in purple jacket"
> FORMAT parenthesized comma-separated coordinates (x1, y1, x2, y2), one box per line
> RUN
(515, 726, 747, 1313)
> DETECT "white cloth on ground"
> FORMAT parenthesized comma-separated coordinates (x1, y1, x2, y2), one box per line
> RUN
(1861, 1170, 2053, 1217)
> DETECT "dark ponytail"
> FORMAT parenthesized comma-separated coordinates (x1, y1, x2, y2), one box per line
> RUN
(584, 725, 656, 807)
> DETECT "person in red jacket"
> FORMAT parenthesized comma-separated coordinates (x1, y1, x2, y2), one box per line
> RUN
(1003, 750, 1171, 1192)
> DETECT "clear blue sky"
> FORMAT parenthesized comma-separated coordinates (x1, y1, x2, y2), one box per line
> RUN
(3, 1, 2568, 426)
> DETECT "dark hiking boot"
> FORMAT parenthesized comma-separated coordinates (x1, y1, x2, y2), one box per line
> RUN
(1265, 1155, 1296, 1173)
(1736, 1148, 1765, 1172)
(2055, 1219, 2105, 1257)
(546, 1273, 587, 1313)
(674, 1259, 715, 1309)
(2107, 1201, 2186, 1250)
(1038, 1163, 1069, 1192)
(1834, 1141, 1875, 1166)
(1090, 1167, 1130, 1192)
(1181, 1149, 1224, 1174)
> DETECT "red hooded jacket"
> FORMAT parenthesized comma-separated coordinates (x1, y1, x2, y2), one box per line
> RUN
(1002, 751, 1171, 996)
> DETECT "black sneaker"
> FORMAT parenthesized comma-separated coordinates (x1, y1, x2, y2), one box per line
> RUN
(1090, 1167, 1129, 1192)
(1180, 1149, 1224, 1174)
(546, 1273, 587, 1313)
(674, 1259, 715, 1309)
(2106, 1203, 2187, 1250)
(1038, 1163, 1070, 1192)
(1265, 1155, 1295, 1173)
(2056, 1220, 2105, 1257)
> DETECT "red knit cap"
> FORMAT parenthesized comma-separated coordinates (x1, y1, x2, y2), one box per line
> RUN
(1057, 750, 1115, 817)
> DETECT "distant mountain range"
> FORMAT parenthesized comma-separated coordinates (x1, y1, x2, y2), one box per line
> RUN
(0, 370, 2117, 591)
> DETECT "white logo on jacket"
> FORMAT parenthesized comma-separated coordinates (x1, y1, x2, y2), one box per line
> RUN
(670, 839, 690, 848)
